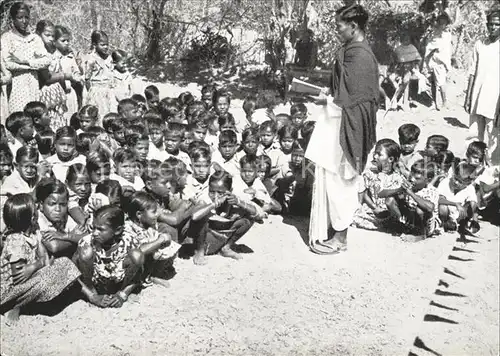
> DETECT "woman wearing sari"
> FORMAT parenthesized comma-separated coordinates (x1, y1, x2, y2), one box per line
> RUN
(306, 4, 379, 255)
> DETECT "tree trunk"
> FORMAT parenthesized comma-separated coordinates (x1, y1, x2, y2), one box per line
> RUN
(145, 0, 169, 63)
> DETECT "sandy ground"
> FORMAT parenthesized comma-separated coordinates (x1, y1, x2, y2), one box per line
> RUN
(1, 72, 498, 356)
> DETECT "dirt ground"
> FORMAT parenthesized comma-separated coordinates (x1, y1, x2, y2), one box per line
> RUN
(1, 71, 498, 356)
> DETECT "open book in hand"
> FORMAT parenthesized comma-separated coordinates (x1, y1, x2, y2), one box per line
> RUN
(289, 78, 325, 95)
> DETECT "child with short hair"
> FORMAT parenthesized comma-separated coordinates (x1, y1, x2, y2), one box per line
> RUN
(290, 103, 308, 127)
(34, 129, 55, 159)
(233, 155, 277, 216)
(185, 101, 207, 124)
(111, 147, 145, 191)
(46, 126, 86, 182)
(466, 141, 487, 170)
(184, 145, 212, 203)
(275, 113, 292, 131)
(430, 150, 456, 187)
(422, 134, 449, 159)
(123, 191, 180, 286)
(242, 96, 257, 127)
(1, 193, 80, 322)
(109, 117, 128, 148)
(131, 94, 147, 118)
(146, 114, 167, 161)
(397, 123, 423, 178)
(125, 125, 149, 163)
(144, 85, 160, 111)
(117, 98, 141, 124)
(201, 84, 216, 110)
(235, 127, 263, 162)
(399, 159, 441, 241)
(256, 155, 277, 197)
(164, 122, 191, 168)
(24, 101, 50, 133)
(259, 120, 289, 182)
(212, 130, 240, 178)
(190, 172, 256, 265)
(35, 178, 86, 257)
(142, 159, 192, 239)
(112, 50, 132, 102)
(75, 205, 144, 308)
(159, 97, 182, 123)
(277, 124, 298, 175)
(248, 90, 277, 127)
(102, 112, 119, 137)
(2, 147, 46, 196)
(188, 118, 209, 143)
(5, 112, 35, 156)
(274, 144, 313, 215)
(438, 161, 480, 233)
(353, 139, 405, 231)
(86, 151, 111, 190)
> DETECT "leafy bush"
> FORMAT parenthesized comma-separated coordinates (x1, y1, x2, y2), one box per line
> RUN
(183, 28, 238, 69)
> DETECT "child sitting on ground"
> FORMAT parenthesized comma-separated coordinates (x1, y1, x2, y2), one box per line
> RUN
(190, 172, 257, 265)
(35, 178, 86, 257)
(24, 101, 50, 133)
(35, 129, 55, 159)
(164, 122, 191, 168)
(145, 114, 167, 161)
(1, 193, 80, 323)
(125, 124, 149, 163)
(2, 147, 48, 196)
(0, 144, 13, 185)
(183, 144, 212, 203)
(399, 159, 441, 241)
(123, 191, 180, 287)
(421, 134, 449, 160)
(118, 98, 141, 124)
(110, 148, 145, 192)
(86, 151, 112, 190)
(211, 130, 240, 178)
(256, 155, 282, 213)
(235, 127, 263, 162)
(142, 159, 193, 242)
(46, 126, 86, 182)
(5, 112, 36, 156)
(66, 163, 92, 227)
(109, 118, 128, 149)
(75, 205, 145, 308)
(274, 144, 313, 215)
(259, 120, 288, 182)
(233, 155, 277, 216)
(397, 123, 423, 178)
(438, 161, 480, 233)
(290, 103, 308, 127)
(354, 139, 405, 230)
(144, 85, 160, 111)
(430, 150, 456, 187)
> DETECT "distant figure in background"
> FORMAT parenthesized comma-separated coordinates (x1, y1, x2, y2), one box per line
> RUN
(464, 8, 500, 165)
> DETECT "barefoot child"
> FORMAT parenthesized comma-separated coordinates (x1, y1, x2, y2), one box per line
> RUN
(66, 163, 92, 227)
(211, 130, 240, 178)
(124, 191, 180, 285)
(110, 148, 145, 191)
(438, 161, 480, 233)
(400, 159, 441, 241)
(259, 120, 288, 182)
(190, 172, 256, 265)
(75, 205, 144, 308)
(354, 139, 405, 231)
(1, 193, 80, 322)
(397, 123, 423, 178)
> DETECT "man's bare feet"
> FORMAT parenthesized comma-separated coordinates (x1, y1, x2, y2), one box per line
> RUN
(219, 246, 243, 260)
(5, 307, 20, 325)
(151, 277, 170, 288)
(193, 251, 208, 265)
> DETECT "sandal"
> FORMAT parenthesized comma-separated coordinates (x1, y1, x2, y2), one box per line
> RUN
(310, 243, 340, 255)
(318, 239, 347, 252)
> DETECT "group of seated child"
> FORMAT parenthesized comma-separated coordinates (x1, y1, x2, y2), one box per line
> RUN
(0, 84, 318, 319)
(0, 85, 498, 320)
(353, 123, 499, 242)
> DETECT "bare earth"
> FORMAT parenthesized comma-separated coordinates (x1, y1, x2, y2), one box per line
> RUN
(1, 72, 498, 356)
